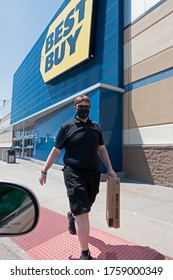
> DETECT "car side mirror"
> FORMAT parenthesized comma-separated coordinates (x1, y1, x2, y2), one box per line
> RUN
(0, 181, 39, 236)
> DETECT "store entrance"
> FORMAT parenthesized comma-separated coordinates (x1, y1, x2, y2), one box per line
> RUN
(13, 126, 34, 159)
(13, 139, 22, 157)
(23, 137, 33, 158)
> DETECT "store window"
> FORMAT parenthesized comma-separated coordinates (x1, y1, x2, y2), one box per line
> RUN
(13, 126, 34, 159)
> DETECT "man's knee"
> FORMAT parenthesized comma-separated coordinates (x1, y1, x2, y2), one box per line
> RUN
(75, 213, 89, 229)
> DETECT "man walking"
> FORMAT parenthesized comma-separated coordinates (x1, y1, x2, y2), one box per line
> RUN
(39, 94, 117, 260)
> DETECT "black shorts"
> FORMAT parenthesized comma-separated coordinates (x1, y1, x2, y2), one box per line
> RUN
(63, 166, 100, 216)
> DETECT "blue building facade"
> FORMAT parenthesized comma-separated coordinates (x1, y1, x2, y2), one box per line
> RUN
(11, 0, 124, 172)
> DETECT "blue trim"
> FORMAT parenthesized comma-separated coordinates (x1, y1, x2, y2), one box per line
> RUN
(125, 67, 173, 92)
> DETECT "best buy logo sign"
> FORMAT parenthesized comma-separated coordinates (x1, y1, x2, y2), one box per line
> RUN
(40, 0, 95, 83)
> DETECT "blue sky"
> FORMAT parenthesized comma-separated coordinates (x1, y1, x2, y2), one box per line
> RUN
(0, 0, 64, 104)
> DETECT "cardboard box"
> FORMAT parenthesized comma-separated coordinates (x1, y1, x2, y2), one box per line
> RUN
(106, 177, 120, 228)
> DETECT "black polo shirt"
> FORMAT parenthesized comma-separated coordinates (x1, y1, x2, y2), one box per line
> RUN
(55, 117, 104, 172)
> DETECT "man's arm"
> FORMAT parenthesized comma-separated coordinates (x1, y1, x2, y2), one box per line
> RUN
(98, 145, 117, 178)
(39, 147, 62, 185)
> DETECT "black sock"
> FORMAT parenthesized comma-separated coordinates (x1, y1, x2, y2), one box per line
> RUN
(81, 249, 90, 256)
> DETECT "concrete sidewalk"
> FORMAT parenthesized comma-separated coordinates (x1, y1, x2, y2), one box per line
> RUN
(0, 158, 173, 259)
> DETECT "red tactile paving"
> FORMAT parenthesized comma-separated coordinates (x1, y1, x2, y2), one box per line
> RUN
(10, 207, 67, 251)
(10, 207, 173, 260)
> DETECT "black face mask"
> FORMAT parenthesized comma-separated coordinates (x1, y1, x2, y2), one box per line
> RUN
(77, 107, 90, 119)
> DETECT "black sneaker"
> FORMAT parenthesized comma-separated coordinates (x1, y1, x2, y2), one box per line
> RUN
(67, 211, 76, 235)
(79, 251, 93, 260)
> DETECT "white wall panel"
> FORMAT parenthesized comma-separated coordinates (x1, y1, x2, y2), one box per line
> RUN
(124, 0, 162, 26)
(123, 124, 173, 145)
